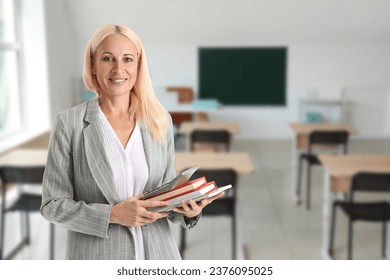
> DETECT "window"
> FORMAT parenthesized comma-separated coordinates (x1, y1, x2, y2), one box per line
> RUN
(0, 0, 22, 137)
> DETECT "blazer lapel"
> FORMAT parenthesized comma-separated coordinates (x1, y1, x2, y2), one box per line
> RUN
(140, 126, 161, 194)
(83, 98, 121, 205)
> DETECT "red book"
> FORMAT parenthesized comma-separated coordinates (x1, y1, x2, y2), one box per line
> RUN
(160, 181, 217, 202)
(146, 176, 207, 201)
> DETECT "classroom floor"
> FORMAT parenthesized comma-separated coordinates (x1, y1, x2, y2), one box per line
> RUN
(2, 138, 389, 260)
(173, 137, 390, 260)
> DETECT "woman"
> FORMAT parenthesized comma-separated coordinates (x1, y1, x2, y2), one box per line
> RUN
(40, 24, 223, 260)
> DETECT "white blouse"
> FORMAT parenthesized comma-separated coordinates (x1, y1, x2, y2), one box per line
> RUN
(98, 108, 149, 260)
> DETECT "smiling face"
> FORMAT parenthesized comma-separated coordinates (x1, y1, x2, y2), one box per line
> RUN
(92, 34, 138, 98)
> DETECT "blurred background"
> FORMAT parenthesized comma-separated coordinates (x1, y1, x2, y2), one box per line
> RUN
(0, 0, 390, 260)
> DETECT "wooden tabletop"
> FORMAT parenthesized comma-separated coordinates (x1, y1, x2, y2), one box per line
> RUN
(289, 122, 357, 135)
(0, 149, 255, 176)
(289, 122, 357, 150)
(179, 121, 240, 135)
(0, 149, 48, 166)
(175, 152, 254, 175)
(319, 154, 390, 192)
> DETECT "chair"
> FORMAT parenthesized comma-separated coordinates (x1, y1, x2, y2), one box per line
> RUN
(0, 166, 54, 260)
(190, 129, 231, 152)
(296, 130, 349, 210)
(166, 87, 209, 126)
(179, 169, 238, 259)
(166, 86, 194, 127)
(328, 172, 390, 260)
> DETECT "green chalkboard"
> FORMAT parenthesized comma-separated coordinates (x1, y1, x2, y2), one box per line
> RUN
(199, 47, 287, 106)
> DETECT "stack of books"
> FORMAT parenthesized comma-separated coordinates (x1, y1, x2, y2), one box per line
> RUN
(143, 166, 232, 212)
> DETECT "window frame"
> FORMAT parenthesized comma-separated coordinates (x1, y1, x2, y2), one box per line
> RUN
(0, 0, 24, 138)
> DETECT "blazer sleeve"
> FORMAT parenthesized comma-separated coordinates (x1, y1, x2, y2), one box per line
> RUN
(163, 113, 201, 229)
(40, 114, 112, 238)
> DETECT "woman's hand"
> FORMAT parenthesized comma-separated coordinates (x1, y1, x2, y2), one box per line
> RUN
(172, 192, 225, 218)
(109, 195, 169, 227)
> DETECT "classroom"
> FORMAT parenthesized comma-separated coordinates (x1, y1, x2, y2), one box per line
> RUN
(0, 0, 390, 261)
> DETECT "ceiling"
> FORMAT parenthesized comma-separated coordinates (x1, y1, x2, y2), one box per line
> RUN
(65, 0, 390, 45)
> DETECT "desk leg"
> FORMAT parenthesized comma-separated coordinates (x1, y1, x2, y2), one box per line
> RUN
(387, 191, 390, 259)
(322, 171, 332, 259)
(235, 177, 244, 260)
(185, 135, 190, 151)
(235, 207, 244, 260)
(291, 137, 299, 202)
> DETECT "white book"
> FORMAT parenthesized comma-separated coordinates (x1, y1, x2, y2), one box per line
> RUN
(143, 166, 199, 199)
(148, 184, 232, 213)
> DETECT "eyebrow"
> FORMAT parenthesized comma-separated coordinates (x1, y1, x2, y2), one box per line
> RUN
(101, 51, 135, 57)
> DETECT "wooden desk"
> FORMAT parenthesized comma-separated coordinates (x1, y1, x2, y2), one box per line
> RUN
(176, 151, 254, 259)
(0, 149, 48, 166)
(167, 104, 215, 127)
(289, 122, 357, 201)
(179, 122, 240, 151)
(0, 148, 50, 259)
(289, 122, 357, 150)
(179, 122, 240, 135)
(318, 154, 390, 259)
(0, 150, 254, 174)
(0, 148, 47, 195)
(176, 152, 254, 175)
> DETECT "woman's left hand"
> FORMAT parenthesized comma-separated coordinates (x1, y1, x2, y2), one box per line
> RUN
(172, 192, 225, 218)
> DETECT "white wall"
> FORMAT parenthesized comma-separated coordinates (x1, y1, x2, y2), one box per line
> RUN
(44, 0, 78, 122)
(142, 43, 390, 139)
(64, 0, 390, 139)
(75, 43, 390, 139)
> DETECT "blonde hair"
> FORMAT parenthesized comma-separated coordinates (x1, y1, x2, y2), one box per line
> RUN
(83, 24, 167, 142)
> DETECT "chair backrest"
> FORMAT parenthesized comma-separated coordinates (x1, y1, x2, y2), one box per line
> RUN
(190, 129, 231, 152)
(189, 169, 238, 217)
(190, 169, 237, 189)
(0, 166, 45, 209)
(308, 130, 349, 154)
(166, 87, 194, 103)
(349, 172, 390, 214)
(166, 87, 194, 126)
(0, 166, 45, 185)
(351, 172, 390, 193)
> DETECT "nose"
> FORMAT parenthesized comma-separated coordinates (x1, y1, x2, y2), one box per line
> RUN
(112, 60, 125, 74)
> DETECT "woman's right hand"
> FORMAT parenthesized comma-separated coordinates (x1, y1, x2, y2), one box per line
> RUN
(109, 195, 169, 227)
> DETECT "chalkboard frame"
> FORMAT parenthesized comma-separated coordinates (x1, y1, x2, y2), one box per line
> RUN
(198, 47, 287, 106)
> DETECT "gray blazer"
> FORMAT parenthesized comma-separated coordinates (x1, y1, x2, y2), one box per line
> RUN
(41, 98, 192, 259)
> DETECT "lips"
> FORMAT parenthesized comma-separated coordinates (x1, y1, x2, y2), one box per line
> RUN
(109, 78, 128, 83)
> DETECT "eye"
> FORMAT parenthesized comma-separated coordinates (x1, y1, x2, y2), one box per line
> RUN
(102, 56, 114, 62)
(124, 57, 133, 63)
